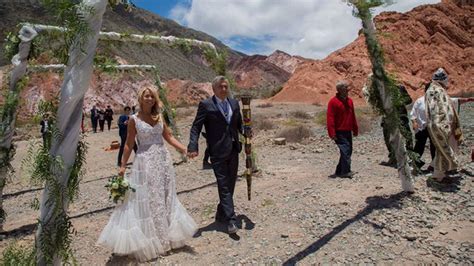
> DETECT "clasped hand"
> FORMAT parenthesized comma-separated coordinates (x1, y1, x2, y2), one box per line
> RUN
(187, 151, 198, 159)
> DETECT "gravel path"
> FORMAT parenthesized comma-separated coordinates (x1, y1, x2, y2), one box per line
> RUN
(1, 102, 473, 265)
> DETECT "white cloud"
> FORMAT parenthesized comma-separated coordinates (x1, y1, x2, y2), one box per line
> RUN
(171, 0, 440, 59)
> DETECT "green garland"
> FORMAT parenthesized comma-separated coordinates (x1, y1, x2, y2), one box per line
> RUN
(2, 1, 131, 263)
(94, 53, 119, 73)
(0, 77, 29, 136)
(3, 31, 21, 62)
(41, 0, 94, 64)
(152, 70, 179, 137)
(21, 99, 87, 264)
(1, 242, 36, 266)
(350, 0, 419, 169)
(0, 75, 29, 224)
(202, 47, 240, 96)
(172, 39, 193, 55)
(203, 47, 227, 76)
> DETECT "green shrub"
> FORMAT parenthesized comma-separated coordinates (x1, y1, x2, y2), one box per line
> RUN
(291, 110, 311, 120)
(315, 110, 327, 126)
(276, 125, 312, 143)
(1, 242, 36, 266)
(256, 102, 273, 108)
(254, 118, 276, 131)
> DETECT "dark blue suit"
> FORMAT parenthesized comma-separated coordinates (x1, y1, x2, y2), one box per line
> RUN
(188, 96, 243, 223)
(117, 114, 137, 166)
(90, 107, 98, 133)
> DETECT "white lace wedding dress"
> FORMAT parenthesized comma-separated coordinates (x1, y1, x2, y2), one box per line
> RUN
(97, 114, 197, 262)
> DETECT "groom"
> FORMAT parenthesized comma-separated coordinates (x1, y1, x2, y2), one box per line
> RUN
(188, 76, 243, 234)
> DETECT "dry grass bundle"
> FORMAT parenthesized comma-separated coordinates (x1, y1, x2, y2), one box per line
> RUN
(276, 125, 312, 143)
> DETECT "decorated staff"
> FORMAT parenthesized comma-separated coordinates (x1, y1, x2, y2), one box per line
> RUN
(241, 95, 253, 200)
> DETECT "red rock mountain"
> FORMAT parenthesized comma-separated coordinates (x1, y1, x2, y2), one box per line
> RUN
(164, 79, 212, 106)
(0, 68, 212, 121)
(271, 0, 474, 105)
(228, 50, 305, 90)
(228, 54, 291, 90)
(265, 50, 306, 74)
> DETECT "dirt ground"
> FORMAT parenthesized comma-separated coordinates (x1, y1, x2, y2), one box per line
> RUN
(1, 101, 473, 265)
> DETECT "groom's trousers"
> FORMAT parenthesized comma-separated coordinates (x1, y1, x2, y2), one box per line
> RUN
(211, 149, 239, 223)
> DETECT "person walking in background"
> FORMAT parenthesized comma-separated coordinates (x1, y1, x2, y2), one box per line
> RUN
(81, 109, 86, 133)
(411, 84, 436, 171)
(117, 106, 137, 166)
(425, 68, 462, 182)
(40, 113, 51, 147)
(105, 105, 114, 131)
(327, 80, 358, 178)
(90, 105, 98, 133)
(412, 80, 473, 172)
(98, 108, 106, 132)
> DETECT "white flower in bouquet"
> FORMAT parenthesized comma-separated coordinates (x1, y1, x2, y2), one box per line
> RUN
(106, 175, 136, 204)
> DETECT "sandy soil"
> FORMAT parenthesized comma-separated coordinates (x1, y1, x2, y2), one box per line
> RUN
(1, 101, 473, 265)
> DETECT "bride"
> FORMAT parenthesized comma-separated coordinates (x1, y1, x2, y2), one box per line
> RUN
(97, 87, 197, 262)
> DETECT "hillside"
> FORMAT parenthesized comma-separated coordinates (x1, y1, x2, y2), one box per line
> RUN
(0, 1, 240, 81)
(271, 0, 474, 104)
(0, 1, 296, 115)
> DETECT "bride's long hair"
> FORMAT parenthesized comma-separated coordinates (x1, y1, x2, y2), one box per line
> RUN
(138, 87, 162, 122)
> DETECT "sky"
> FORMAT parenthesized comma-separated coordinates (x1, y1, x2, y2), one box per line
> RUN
(133, 0, 440, 59)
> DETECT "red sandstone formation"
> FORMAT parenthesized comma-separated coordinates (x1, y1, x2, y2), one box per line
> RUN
(271, 0, 473, 105)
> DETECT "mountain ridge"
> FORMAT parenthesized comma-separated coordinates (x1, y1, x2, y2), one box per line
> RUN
(270, 0, 473, 104)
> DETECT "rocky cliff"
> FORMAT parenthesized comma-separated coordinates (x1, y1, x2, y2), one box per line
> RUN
(271, 0, 474, 104)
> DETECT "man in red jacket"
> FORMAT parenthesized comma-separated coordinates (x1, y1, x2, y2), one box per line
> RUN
(327, 81, 359, 178)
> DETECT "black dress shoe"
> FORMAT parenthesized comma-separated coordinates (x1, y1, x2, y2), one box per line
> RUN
(339, 171, 356, 178)
(380, 160, 397, 168)
(215, 216, 225, 223)
(202, 162, 213, 170)
(227, 222, 238, 234)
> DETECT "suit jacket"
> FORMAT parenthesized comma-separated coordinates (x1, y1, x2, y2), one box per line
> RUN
(40, 120, 48, 134)
(188, 96, 243, 159)
(118, 114, 129, 138)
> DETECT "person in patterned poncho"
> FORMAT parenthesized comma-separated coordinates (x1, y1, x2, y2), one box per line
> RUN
(425, 68, 463, 182)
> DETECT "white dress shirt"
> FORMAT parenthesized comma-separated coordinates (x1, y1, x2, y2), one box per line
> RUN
(215, 96, 233, 124)
(410, 96, 427, 133)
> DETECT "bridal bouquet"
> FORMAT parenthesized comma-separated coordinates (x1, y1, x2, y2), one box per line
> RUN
(105, 175, 135, 203)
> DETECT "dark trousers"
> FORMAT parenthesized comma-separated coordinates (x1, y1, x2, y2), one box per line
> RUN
(106, 119, 112, 131)
(335, 131, 353, 175)
(117, 134, 137, 166)
(203, 147, 210, 164)
(211, 150, 239, 223)
(99, 119, 105, 132)
(91, 118, 98, 133)
(414, 128, 435, 165)
(42, 132, 49, 147)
